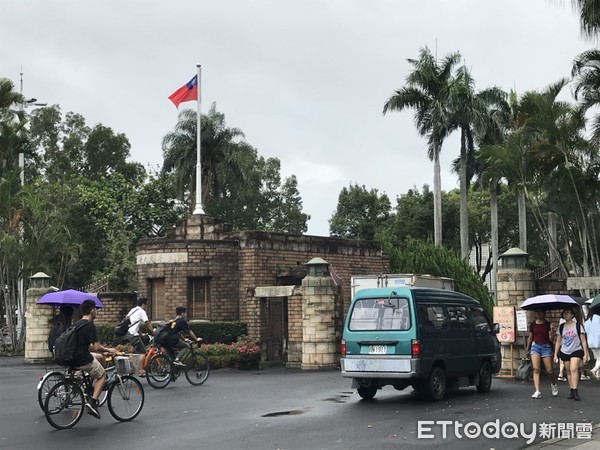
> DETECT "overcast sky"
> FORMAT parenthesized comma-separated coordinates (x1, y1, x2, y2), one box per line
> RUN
(1, 0, 593, 236)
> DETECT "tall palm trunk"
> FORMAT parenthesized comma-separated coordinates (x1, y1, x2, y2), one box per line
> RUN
(433, 145, 442, 246)
(490, 182, 499, 303)
(459, 128, 469, 259)
(518, 190, 527, 252)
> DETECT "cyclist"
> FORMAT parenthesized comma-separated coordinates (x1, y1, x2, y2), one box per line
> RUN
(71, 299, 117, 419)
(122, 297, 154, 376)
(162, 306, 202, 366)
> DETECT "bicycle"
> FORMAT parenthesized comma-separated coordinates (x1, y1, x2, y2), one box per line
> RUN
(37, 356, 116, 411)
(145, 339, 210, 389)
(43, 354, 144, 430)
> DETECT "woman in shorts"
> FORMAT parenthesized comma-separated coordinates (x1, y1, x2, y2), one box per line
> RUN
(526, 309, 557, 399)
(554, 308, 589, 401)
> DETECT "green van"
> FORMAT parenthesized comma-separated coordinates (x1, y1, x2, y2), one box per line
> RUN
(340, 287, 501, 401)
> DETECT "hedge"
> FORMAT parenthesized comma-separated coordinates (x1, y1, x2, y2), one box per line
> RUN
(96, 321, 248, 347)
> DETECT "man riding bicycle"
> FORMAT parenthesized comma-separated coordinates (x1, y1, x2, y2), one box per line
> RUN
(161, 306, 202, 366)
(71, 299, 117, 419)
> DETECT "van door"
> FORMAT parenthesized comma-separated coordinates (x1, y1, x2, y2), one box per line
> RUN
(445, 304, 476, 376)
(469, 306, 498, 369)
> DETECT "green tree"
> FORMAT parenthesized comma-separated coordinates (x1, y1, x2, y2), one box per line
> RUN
(387, 239, 494, 317)
(329, 184, 391, 240)
(162, 104, 245, 210)
(448, 65, 507, 259)
(383, 46, 461, 247)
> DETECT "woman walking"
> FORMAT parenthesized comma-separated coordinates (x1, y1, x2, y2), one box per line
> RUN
(554, 308, 589, 400)
(584, 310, 600, 379)
(526, 309, 558, 398)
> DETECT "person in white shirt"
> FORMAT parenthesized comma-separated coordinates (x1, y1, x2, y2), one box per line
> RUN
(123, 298, 153, 376)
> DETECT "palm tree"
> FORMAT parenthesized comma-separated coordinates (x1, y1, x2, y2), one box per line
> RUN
(162, 103, 245, 212)
(448, 66, 507, 259)
(572, 0, 600, 37)
(383, 47, 461, 247)
(572, 49, 600, 144)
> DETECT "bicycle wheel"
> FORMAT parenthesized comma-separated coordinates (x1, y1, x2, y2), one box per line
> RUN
(107, 375, 144, 422)
(145, 354, 171, 389)
(37, 371, 65, 411)
(184, 350, 210, 386)
(43, 379, 84, 430)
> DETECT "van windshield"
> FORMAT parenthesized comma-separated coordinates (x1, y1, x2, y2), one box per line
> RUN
(349, 297, 411, 331)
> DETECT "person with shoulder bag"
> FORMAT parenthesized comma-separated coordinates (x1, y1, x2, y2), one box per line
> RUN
(554, 308, 590, 401)
(123, 298, 154, 376)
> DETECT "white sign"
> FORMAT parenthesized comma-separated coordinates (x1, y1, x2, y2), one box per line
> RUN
(516, 310, 528, 332)
(136, 252, 188, 265)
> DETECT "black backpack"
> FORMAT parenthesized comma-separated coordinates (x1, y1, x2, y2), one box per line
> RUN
(54, 322, 86, 366)
(154, 320, 175, 344)
(114, 307, 141, 337)
(48, 319, 68, 353)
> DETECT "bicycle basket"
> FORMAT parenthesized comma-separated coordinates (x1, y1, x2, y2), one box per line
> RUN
(115, 356, 134, 375)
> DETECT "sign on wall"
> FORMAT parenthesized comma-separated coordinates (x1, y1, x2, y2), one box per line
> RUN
(136, 252, 188, 265)
(493, 306, 516, 343)
(516, 310, 529, 332)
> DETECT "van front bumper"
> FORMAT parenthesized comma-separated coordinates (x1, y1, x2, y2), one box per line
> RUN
(340, 356, 418, 378)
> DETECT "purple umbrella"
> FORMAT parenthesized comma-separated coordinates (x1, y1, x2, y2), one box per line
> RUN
(519, 294, 578, 311)
(37, 289, 104, 308)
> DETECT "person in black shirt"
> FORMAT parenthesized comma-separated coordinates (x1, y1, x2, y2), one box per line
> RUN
(163, 306, 202, 366)
(72, 299, 117, 419)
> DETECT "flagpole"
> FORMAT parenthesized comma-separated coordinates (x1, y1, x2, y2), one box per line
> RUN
(193, 63, 205, 215)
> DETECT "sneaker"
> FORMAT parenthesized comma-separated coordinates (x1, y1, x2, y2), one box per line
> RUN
(531, 390, 542, 399)
(591, 369, 599, 380)
(557, 376, 566, 381)
(551, 383, 558, 396)
(86, 398, 101, 419)
(580, 375, 591, 381)
(173, 359, 186, 367)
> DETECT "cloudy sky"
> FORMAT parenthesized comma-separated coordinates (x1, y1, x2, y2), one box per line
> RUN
(1, 0, 593, 236)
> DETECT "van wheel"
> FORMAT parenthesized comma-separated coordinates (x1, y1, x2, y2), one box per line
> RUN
(428, 367, 446, 401)
(476, 361, 492, 393)
(357, 385, 377, 400)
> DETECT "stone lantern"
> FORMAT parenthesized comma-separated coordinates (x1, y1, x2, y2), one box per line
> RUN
(499, 248, 529, 269)
(29, 272, 51, 289)
(305, 257, 329, 277)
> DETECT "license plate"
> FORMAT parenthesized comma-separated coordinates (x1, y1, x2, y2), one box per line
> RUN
(368, 345, 387, 355)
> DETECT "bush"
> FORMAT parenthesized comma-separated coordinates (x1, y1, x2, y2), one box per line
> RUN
(386, 239, 494, 317)
(96, 321, 249, 347)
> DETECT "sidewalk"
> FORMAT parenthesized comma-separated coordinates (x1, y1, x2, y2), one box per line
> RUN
(528, 423, 600, 449)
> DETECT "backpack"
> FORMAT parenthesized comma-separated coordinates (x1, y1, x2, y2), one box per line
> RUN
(48, 318, 68, 352)
(154, 320, 175, 344)
(114, 307, 142, 337)
(53, 322, 87, 366)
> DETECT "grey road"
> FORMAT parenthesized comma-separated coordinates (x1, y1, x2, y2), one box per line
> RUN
(0, 357, 598, 449)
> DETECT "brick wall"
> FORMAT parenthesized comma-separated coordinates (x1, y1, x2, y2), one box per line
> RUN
(136, 215, 389, 345)
(94, 292, 138, 325)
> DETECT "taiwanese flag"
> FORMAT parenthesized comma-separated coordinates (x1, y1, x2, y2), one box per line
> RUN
(168, 75, 198, 108)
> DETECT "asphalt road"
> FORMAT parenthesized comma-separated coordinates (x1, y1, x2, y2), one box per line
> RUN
(0, 357, 598, 449)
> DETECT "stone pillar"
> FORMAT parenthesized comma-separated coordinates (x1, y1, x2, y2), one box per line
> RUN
(24, 288, 54, 363)
(496, 267, 535, 375)
(301, 274, 340, 370)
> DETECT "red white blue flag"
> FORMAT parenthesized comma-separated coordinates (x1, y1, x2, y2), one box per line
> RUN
(168, 75, 198, 108)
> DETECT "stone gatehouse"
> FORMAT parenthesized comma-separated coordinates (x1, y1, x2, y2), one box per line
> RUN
(135, 214, 389, 365)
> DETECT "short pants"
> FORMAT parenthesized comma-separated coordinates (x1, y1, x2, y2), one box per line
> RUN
(531, 342, 552, 358)
(559, 349, 584, 361)
(76, 357, 105, 379)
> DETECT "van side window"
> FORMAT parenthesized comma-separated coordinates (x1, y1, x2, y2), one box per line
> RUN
(447, 305, 470, 329)
(470, 307, 492, 332)
(418, 304, 447, 330)
(349, 297, 411, 331)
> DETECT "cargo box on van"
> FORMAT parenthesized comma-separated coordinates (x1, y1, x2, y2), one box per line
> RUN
(340, 287, 500, 401)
